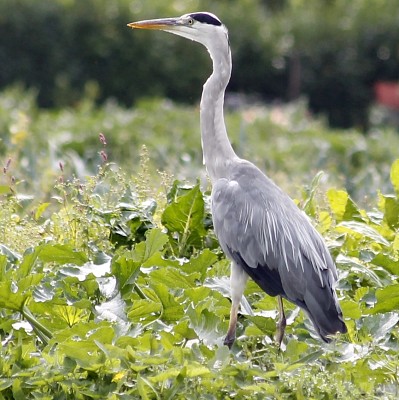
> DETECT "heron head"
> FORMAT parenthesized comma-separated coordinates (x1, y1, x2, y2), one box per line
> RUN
(127, 12, 229, 50)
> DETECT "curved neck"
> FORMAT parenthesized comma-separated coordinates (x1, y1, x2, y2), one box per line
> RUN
(200, 43, 237, 182)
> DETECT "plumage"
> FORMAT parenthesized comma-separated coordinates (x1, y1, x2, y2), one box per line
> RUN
(128, 11, 347, 347)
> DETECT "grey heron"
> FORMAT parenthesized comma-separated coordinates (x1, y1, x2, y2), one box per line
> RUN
(128, 12, 347, 348)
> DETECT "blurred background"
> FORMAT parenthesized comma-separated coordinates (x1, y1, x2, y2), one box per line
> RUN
(0, 0, 398, 202)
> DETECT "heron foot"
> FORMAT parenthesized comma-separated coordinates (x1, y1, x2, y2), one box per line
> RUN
(223, 334, 235, 349)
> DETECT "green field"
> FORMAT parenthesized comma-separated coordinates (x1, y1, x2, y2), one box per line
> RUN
(1, 88, 399, 398)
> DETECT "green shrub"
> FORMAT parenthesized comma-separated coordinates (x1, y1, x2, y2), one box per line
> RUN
(1, 0, 398, 127)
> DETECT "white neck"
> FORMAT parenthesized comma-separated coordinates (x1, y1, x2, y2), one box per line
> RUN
(200, 38, 238, 182)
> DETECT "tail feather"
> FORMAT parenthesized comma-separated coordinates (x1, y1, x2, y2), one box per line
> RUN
(303, 284, 347, 342)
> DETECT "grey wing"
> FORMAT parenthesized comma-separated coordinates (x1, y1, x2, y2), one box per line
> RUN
(211, 161, 346, 340)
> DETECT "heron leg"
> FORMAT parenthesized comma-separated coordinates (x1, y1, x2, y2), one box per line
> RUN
(224, 262, 248, 349)
(275, 295, 286, 347)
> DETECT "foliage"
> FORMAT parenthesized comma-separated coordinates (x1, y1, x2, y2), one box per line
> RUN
(0, 152, 399, 398)
(1, 0, 399, 127)
(1, 87, 399, 207)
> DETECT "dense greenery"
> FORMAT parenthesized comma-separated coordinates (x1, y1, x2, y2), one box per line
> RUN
(0, 89, 399, 398)
(1, 0, 398, 127)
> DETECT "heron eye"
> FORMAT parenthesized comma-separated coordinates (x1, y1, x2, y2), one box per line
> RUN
(187, 18, 194, 25)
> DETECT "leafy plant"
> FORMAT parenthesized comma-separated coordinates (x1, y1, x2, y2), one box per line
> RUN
(1, 148, 399, 398)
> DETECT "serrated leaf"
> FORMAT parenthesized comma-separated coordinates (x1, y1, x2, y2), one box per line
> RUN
(143, 228, 168, 262)
(162, 184, 206, 253)
(180, 249, 218, 280)
(112, 251, 141, 289)
(150, 283, 184, 322)
(186, 303, 225, 345)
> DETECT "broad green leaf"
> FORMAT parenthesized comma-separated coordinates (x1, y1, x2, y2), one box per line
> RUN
(361, 313, 399, 341)
(367, 284, 399, 314)
(38, 244, 88, 265)
(340, 299, 362, 319)
(390, 158, 399, 194)
(128, 299, 162, 322)
(0, 273, 43, 311)
(0, 282, 26, 310)
(337, 221, 390, 246)
(162, 184, 206, 253)
(143, 228, 168, 262)
(245, 315, 276, 336)
(186, 303, 225, 345)
(112, 250, 141, 289)
(337, 255, 383, 287)
(371, 253, 399, 275)
(382, 195, 399, 229)
(17, 247, 41, 280)
(149, 267, 198, 289)
(180, 249, 218, 280)
(327, 189, 361, 222)
(150, 283, 184, 322)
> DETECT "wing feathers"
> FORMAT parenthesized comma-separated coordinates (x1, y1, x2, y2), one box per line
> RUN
(212, 161, 347, 340)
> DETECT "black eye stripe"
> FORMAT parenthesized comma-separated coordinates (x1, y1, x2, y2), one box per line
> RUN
(190, 12, 222, 26)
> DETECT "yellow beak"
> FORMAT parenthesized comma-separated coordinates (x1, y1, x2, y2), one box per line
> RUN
(127, 17, 180, 31)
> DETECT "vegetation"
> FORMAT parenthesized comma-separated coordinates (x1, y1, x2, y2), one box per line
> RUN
(1, 0, 399, 127)
(0, 88, 399, 398)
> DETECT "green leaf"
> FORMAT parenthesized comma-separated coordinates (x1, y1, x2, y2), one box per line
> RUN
(382, 195, 399, 229)
(367, 284, 399, 314)
(17, 247, 41, 279)
(34, 202, 50, 220)
(149, 267, 198, 289)
(180, 249, 218, 280)
(340, 299, 362, 319)
(162, 184, 206, 253)
(128, 299, 162, 322)
(38, 244, 88, 265)
(302, 171, 324, 217)
(137, 374, 160, 400)
(143, 228, 168, 262)
(186, 303, 225, 345)
(371, 253, 399, 275)
(327, 189, 361, 222)
(112, 250, 141, 290)
(337, 221, 390, 246)
(150, 283, 184, 322)
(390, 158, 399, 195)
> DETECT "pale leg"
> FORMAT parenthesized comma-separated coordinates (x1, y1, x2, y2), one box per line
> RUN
(224, 262, 248, 348)
(275, 295, 286, 347)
